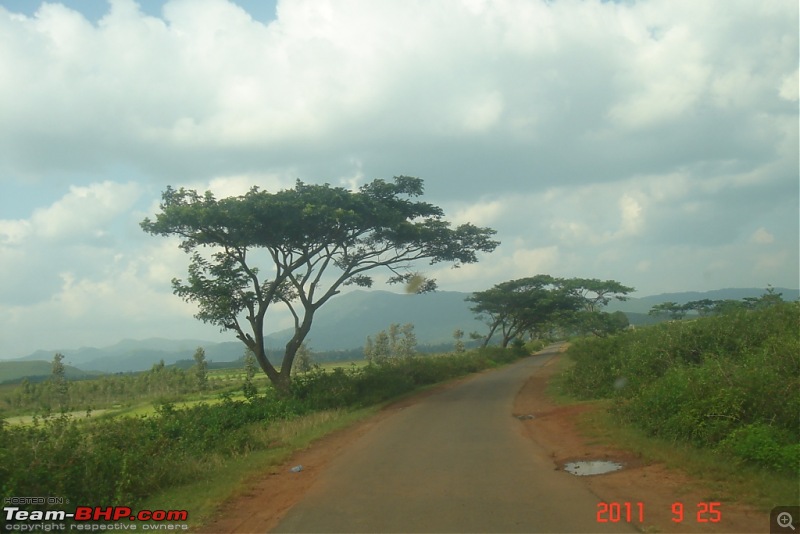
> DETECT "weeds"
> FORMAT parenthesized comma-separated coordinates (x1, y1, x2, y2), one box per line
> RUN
(562, 302, 799, 475)
(0, 345, 531, 507)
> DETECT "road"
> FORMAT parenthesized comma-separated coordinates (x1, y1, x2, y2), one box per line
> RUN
(273, 345, 638, 533)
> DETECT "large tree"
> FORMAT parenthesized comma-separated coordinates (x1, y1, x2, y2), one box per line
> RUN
(562, 278, 634, 312)
(467, 275, 581, 348)
(141, 176, 498, 393)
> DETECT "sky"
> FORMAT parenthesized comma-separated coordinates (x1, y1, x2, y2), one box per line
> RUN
(0, 0, 797, 359)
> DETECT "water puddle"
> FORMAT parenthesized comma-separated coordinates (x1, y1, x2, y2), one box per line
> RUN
(563, 460, 623, 476)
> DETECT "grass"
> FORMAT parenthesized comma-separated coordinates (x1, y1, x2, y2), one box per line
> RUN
(551, 367, 799, 512)
(136, 406, 379, 527)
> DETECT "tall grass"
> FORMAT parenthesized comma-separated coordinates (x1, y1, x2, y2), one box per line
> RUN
(562, 302, 799, 475)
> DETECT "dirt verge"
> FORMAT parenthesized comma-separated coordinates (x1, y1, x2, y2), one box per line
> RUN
(197, 354, 768, 533)
(513, 352, 767, 533)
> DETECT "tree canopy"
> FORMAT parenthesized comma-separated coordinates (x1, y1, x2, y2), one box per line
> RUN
(467, 275, 582, 347)
(141, 176, 498, 392)
(468, 276, 634, 344)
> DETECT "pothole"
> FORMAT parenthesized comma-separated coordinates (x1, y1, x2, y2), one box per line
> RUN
(562, 460, 624, 476)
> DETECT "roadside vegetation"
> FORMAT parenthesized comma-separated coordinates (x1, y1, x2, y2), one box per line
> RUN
(0, 341, 541, 518)
(562, 298, 799, 479)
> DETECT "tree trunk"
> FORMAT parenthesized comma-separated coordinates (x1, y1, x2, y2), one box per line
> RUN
(276, 309, 315, 395)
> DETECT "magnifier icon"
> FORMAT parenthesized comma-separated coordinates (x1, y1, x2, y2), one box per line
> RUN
(778, 512, 796, 531)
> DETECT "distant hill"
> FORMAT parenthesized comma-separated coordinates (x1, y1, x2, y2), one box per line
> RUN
(263, 290, 485, 351)
(606, 287, 799, 315)
(0, 360, 103, 384)
(7, 287, 797, 375)
(15, 338, 243, 374)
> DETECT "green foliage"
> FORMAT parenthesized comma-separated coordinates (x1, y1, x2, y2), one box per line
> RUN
(469, 276, 633, 347)
(192, 347, 209, 391)
(453, 329, 465, 353)
(648, 286, 788, 319)
(292, 343, 314, 375)
(468, 275, 584, 347)
(291, 347, 523, 409)
(363, 323, 418, 363)
(719, 424, 799, 474)
(0, 393, 309, 506)
(50, 353, 69, 412)
(242, 349, 259, 400)
(141, 176, 499, 393)
(563, 302, 800, 474)
(1, 345, 531, 507)
(2, 358, 224, 417)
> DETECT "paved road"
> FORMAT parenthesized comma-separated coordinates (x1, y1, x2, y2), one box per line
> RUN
(273, 345, 637, 533)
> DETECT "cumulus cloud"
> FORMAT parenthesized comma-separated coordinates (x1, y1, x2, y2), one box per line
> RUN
(0, 0, 797, 357)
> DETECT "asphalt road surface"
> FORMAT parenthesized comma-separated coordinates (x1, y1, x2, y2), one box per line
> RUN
(273, 344, 637, 533)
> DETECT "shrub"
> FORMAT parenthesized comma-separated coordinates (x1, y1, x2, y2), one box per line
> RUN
(563, 302, 799, 474)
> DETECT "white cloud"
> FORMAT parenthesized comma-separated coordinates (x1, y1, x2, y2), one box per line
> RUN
(26, 182, 141, 242)
(779, 69, 799, 102)
(0, 0, 796, 357)
(750, 227, 775, 245)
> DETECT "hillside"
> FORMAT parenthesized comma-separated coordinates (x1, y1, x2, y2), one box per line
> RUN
(0, 360, 102, 384)
(605, 287, 799, 314)
(263, 290, 484, 350)
(5, 286, 796, 376)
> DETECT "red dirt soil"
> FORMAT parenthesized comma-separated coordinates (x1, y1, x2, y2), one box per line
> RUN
(197, 354, 768, 533)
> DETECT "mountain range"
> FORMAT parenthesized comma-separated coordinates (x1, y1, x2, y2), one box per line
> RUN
(2, 287, 796, 380)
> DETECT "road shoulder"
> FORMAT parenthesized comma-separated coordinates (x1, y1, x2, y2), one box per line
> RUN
(514, 352, 768, 533)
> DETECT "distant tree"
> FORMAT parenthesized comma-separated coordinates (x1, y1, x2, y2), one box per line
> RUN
(141, 176, 498, 394)
(467, 275, 582, 348)
(398, 323, 417, 359)
(563, 278, 635, 312)
(192, 347, 209, 391)
(453, 329, 465, 353)
(372, 331, 391, 364)
(363, 336, 375, 362)
(388, 323, 401, 357)
(743, 285, 785, 310)
(50, 353, 69, 412)
(242, 349, 258, 399)
(366, 323, 417, 361)
(293, 343, 314, 374)
(683, 299, 717, 317)
(648, 301, 686, 320)
(709, 299, 746, 315)
(573, 310, 630, 337)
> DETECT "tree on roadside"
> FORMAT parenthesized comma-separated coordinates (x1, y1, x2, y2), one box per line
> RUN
(563, 278, 634, 312)
(467, 275, 582, 348)
(573, 309, 630, 337)
(141, 176, 498, 394)
(563, 278, 634, 337)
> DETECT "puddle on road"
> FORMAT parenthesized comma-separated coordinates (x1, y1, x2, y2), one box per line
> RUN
(563, 460, 623, 476)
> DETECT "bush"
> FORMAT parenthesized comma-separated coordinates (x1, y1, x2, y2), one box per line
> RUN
(720, 424, 799, 474)
(1, 344, 535, 506)
(563, 302, 799, 474)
